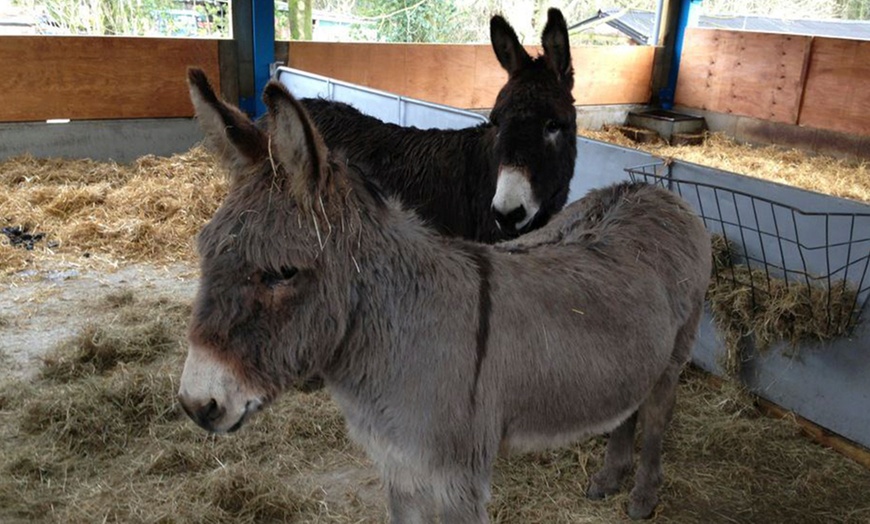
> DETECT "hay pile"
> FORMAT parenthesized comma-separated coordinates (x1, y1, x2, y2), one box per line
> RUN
(706, 235, 860, 375)
(579, 127, 870, 203)
(0, 290, 358, 523)
(0, 146, 226, 276)
(1, 289, 869, 523)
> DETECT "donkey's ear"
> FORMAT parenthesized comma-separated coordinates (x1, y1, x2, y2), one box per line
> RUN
(262, 80, 329, 199)
(490, 15, 532, 75)
(187, 68, 267, 169)
(541, 8, 574, 91)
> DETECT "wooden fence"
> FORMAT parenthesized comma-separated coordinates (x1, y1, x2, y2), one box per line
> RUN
(285, 41, 655, 108)
(0, 37, 652, 122)
(0, 36, 220, 122)
(2, 31, 867, 139)
(676, 28, 870, 137)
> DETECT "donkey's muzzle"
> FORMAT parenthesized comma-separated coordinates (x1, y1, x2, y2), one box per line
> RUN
(493, 204, 528, 233)
(178, 395, 226, 432)
(492, 165, 539, 233)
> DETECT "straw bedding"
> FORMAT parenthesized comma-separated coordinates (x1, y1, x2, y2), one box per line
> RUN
(1, 290, 868, 523)
(1, 145, 868, 522)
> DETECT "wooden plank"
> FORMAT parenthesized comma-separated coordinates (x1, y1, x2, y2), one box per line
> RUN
(574, 45, 654, 105)
(757, 398, 870, 471)
(0, 36, 220, 122)
(675, 29, 726, 113)
(362, 44, 407, 95)
(799, 38, 870, 137)
(471, 45, 507, 108)
(287, 41, 654, 108)
(404, 45, 477, 108)
(676, 29, 812, 124)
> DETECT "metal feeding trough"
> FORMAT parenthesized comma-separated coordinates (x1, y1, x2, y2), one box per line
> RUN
(627, 109, 706, 144)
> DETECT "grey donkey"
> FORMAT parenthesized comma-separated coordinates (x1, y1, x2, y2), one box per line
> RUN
(177, 68, 713, 522)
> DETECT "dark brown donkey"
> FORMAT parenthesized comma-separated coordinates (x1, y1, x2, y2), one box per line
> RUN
(178, 71, 712, 522)
(301, 8, 577, 243)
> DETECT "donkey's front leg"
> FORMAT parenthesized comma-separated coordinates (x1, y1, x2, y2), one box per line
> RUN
(388, 483, 435, 524)
(438, 476, 490, 524)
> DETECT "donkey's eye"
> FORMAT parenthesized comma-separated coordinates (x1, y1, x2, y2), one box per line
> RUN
(261, 266, 298, 287)
(545, 120, 561, 134)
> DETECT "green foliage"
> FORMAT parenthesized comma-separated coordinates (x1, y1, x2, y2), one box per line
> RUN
(841, 0, 870, 19)
(355, 0, 472, 43)
(10, 0, 230, 37)
(278, 0, 313, 40)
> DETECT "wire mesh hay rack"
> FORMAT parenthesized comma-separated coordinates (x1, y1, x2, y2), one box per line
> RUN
(626, 162, 870, 335)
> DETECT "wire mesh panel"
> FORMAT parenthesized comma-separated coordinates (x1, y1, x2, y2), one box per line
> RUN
(626, 163, 870, 330)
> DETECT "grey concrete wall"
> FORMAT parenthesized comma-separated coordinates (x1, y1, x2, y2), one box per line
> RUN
(570, 137, 870, 449)
(575, 104, 646, 131)
(0, 118, 204, 163)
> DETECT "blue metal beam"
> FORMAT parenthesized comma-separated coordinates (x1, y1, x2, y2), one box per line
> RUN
(236, 0, 275, 117)
(250, 0, 275, 118)
(660, 0, 702, 109)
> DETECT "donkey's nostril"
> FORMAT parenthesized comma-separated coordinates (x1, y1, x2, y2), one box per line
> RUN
(201, 398, 225, 423)
(180, 395, 227, 430)
(493, 205, 527, 231)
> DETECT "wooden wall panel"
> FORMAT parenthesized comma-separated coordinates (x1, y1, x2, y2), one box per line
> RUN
(405, 45, 477, 108)
(675, 29, 812, 124)
(365, 45, 407, 94)
(471, 45, 507, 108)
(573, 46, 655, 105)
(0, 36, 220, 122)
(799, 38, 870, 137)
(288, 41, 653, 108)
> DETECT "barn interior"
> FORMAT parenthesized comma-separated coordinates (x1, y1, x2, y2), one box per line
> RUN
(1, 0, 869, 522)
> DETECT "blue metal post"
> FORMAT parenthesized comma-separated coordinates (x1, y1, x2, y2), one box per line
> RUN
(660, 0, 702, 109)
(242, 0, 275, 118)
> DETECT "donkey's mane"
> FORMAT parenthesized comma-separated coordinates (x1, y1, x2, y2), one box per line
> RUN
(197, 149, 392, 275)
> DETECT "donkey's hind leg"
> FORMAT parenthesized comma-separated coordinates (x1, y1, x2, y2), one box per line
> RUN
(627, 369, 678, 519)
(628, 307, 700, 520)
(586, 411, 638, 499)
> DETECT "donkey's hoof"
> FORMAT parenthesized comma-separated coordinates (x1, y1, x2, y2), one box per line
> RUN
(586, 475, 620, 500)
(626, 490, 658, 520)
(586, 484, 607, 500)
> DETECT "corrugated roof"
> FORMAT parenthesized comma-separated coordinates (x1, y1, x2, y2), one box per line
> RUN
(571, 8, 870, 43)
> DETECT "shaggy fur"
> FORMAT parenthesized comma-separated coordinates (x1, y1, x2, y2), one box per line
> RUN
(301, 9, 577, 243)
(179, 71, 712, 522)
